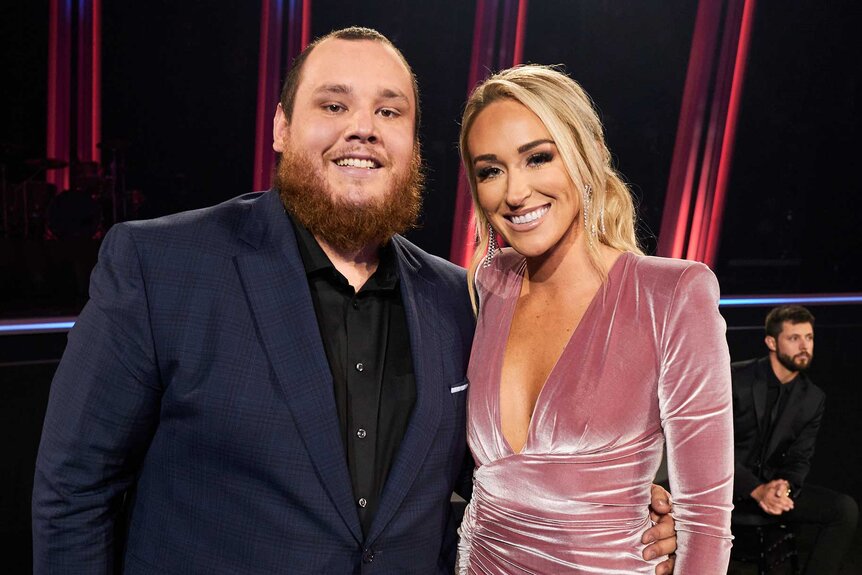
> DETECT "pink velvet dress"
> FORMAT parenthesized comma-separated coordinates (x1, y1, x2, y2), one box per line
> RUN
(458, 250, 734, 574)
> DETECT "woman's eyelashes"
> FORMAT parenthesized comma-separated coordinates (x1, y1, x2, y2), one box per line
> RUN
(526, 151, 553, 167)
(476, 166, 501, 182)
(475, 151, 554, 182)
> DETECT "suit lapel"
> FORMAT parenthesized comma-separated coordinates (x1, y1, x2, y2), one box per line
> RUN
(234, 191, 362, 543)
(367, 237, 444, 544)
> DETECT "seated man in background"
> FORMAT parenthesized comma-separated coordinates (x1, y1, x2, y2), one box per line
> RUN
(731, 304, 858, 574)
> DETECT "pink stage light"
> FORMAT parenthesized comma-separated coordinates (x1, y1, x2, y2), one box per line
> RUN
(449, 0, 529, 268)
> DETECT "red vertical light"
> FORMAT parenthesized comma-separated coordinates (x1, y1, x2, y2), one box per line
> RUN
(253, 0, 312, 191)
(76, 0, 100, 165)
(689, 0, 748, 263)
(705, 0, 755, 267)
(657, 0, 722, 259)
(301, 0, 312, 49)
(253, 0, 284, 191)
(91, 0, 101, 163)
(512, 0, 528, 66)
(449, 0, 528, 268)
(449, 0, 499, 268)
(47, 0, 72, 191)
(659, 0, 751, 267)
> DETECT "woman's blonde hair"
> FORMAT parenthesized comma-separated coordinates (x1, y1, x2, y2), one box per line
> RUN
(459, 65, 643, 310)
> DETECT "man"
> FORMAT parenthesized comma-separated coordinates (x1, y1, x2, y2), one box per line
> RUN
(33, 27, 677, 573)
(732, 305, 858, 574)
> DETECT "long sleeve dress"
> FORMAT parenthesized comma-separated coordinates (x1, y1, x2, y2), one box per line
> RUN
(457, 250, 734, 574)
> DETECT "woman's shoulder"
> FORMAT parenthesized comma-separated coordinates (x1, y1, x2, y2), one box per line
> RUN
(624, 253, 717, 291)
(616, 253, 721, 317)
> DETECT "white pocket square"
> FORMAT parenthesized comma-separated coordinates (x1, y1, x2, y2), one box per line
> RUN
(450, 383, 469, 394)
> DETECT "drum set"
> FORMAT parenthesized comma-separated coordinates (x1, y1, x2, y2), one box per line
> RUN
(1, 141, 129, 240)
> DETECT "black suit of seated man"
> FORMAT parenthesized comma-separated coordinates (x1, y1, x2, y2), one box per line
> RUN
(732, 305, 858, 575)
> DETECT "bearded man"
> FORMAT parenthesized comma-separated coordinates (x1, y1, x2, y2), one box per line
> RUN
(32, 27, 679, 573)
(731, 304, 858, 574)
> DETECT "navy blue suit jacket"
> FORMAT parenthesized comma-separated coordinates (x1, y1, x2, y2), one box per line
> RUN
(33, 190, 475, 574)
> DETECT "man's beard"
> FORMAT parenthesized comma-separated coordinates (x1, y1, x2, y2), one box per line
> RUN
(776, 350, 813, 373)
(275, 146, 423, 252)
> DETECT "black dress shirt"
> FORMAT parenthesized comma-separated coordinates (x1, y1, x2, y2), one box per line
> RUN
(291, 217, 416, 536)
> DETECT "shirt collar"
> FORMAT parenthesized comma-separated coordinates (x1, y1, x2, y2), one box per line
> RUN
(767, 364, 799, 393)
(288, 211, 399, 291)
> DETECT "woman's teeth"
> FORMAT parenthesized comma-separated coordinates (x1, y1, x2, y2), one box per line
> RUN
(510, 206, 549, 225)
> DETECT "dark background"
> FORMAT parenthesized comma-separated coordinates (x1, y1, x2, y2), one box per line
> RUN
(1, 1, 860, 572)
(0, 0, 862, 317)
(3, 0, 859, 312)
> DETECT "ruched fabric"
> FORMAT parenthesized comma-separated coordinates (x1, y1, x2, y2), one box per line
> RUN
(458, 250, 733, 574)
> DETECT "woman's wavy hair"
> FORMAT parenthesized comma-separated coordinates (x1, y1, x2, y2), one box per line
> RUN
(459, 65, 643, 310)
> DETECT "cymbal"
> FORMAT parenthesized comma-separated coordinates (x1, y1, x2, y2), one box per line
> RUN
(25, 157, 69, 170)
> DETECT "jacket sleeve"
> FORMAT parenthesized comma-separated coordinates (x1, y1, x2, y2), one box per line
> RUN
(734, 453, 763, 500)
(658, 264, 734, 574)
(776, 393, 825, 493)
(32, 223, 162, 574)
(731, 375, 763, 499)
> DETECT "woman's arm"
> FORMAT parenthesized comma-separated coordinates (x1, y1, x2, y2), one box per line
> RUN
(658, 263, 734, 573)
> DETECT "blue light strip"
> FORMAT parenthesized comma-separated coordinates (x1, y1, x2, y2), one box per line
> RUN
(0, 319, 77, 335)
(720, 294, 862, 307)
(1, 292, 861, 332)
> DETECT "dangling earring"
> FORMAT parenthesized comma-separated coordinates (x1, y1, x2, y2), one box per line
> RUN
(599, 202, 606, 237)
(483, 223, 498, 268)
(583, 184, 595, 247)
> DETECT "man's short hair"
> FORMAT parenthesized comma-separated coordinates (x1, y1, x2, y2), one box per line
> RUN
(765, 305, 816, 339)
(278, 26, 421, 137)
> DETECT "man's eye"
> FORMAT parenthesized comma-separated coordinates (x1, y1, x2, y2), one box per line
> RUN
(379, 108, 400, 118)
(324, 104, 344, 113)
(527, 152, 553, 166)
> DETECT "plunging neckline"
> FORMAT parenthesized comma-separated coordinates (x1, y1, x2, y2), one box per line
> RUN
(496, 251, 629, 455)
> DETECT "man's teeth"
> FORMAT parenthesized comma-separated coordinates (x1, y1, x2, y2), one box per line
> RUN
(336, 158, 376, 169)
(510, 206, 549, 225)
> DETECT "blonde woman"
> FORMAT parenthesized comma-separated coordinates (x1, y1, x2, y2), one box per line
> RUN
(457, 65, 734, 573)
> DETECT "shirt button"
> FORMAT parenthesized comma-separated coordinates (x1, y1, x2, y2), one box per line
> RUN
(355, 362, 364, 372)
(352, 300, 359, 309)
(358, 497, 368, 508)
(356, 428, 367, 439)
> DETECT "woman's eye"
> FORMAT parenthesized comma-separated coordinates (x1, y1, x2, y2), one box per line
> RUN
(476, 166, 501, 181)
(527, 152, 553, 166)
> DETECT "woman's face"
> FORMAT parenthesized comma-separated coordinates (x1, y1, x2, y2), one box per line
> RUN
(467, 99, 581, 260)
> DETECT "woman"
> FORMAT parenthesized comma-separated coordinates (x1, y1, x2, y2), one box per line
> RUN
(457, 65, 734, 573)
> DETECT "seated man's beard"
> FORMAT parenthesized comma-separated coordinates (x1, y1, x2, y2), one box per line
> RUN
(276, 147, 423, 252)
(777, 350, 812, 373)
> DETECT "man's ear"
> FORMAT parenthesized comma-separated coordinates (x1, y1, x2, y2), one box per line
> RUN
(273, 103, 288, 153)
(765, 335, 777, 352)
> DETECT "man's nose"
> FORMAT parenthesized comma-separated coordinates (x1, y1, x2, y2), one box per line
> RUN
(346, 110, 378, 143)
